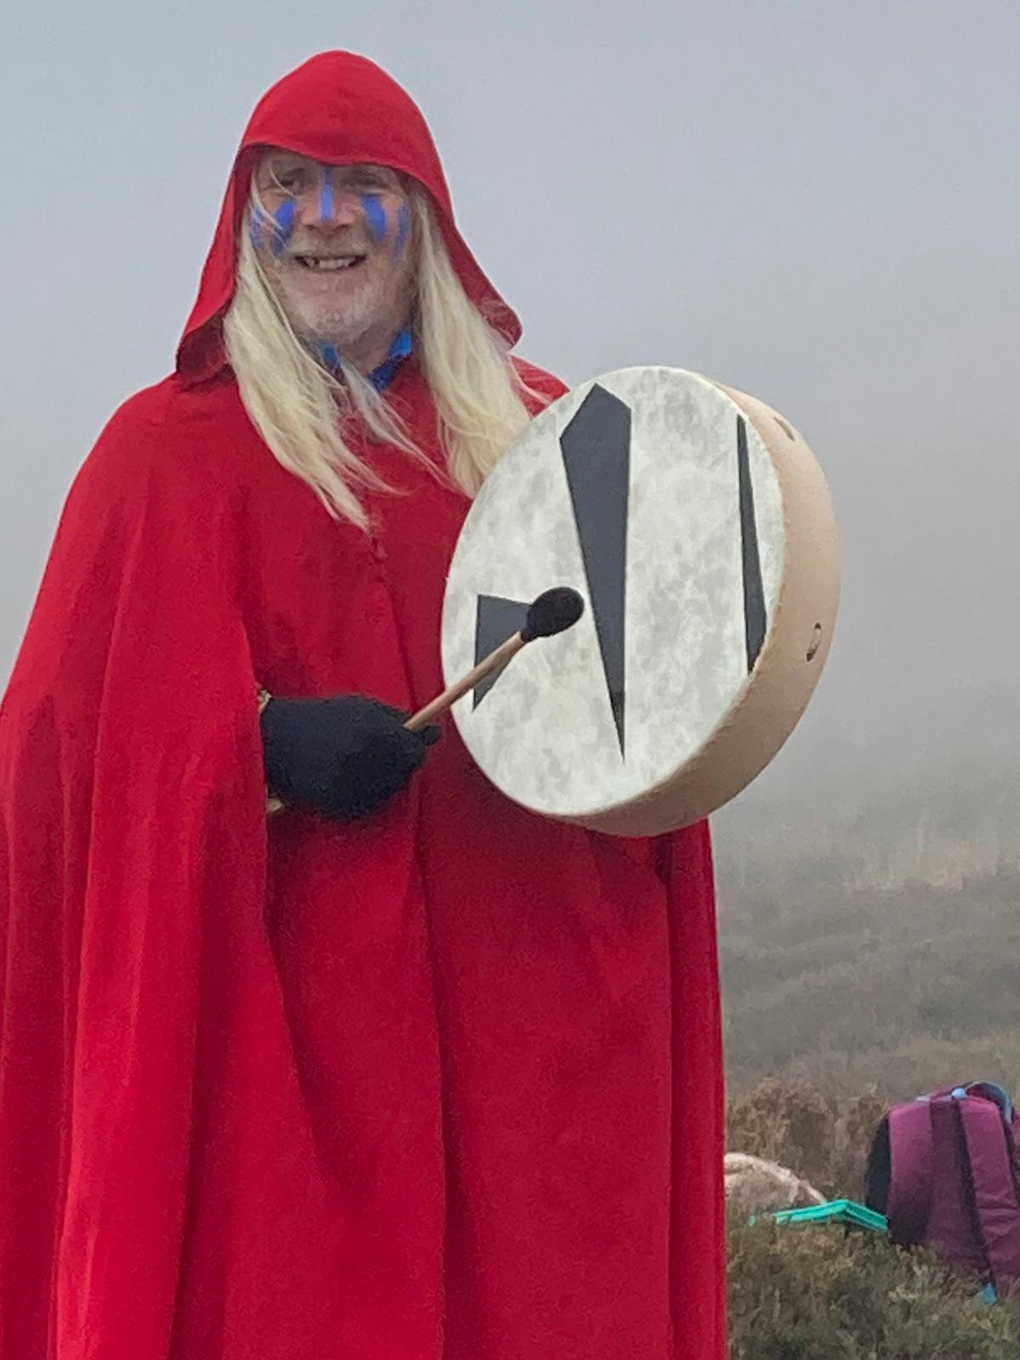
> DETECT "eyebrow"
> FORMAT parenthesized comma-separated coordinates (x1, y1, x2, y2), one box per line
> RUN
(258, 156, 312, 180)
(339, 164, 393, 181)
(258, 158, 395, 185)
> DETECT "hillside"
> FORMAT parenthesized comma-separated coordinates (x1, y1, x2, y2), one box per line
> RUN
(716, 777, 1020, 1099)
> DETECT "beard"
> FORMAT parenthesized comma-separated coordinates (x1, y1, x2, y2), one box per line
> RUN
(281, 273, 381, 348)
(261, 235, 412, 359)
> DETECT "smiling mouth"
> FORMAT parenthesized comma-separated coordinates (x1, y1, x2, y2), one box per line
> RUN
(293, 253, 367, 272)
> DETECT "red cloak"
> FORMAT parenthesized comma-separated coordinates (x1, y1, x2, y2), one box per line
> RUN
(0, 52, 727, 1360)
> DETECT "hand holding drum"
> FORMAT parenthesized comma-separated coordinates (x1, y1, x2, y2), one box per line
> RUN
(267, 366, 840, 833)
(263, 589, 584, 816)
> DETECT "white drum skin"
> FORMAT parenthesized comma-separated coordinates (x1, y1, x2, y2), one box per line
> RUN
(441, 367, 840, 836)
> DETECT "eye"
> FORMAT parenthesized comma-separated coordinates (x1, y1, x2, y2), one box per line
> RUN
(274, 171, 307, 192)
(350, 169, 390, 191)
(260, 160, 311, 195)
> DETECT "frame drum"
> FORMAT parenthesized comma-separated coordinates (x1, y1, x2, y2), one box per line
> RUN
(441, 367, 840, 835)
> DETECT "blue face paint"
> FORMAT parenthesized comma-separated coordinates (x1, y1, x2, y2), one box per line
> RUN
(270, 198, 297, 256)
(361, 193, 388, 242)
(319, 171, 335, 225)
(392, 203, 411, 261)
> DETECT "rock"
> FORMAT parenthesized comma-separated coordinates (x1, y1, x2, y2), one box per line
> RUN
(724, 1152, 826, 1214)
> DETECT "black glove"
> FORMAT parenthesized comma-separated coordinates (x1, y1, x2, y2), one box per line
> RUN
(260, 694, 439, 820)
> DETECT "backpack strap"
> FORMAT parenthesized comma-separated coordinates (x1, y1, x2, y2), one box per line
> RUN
(885, 1100, 935, 1246)
(964, 1082, 1014, 1124)
(955, 1096, 1020, 1291)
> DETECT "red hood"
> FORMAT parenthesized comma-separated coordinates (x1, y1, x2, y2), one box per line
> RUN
(177, 51, 521, 384)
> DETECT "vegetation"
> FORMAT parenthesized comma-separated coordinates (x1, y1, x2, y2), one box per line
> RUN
(728, 1215, 1020, 1359)
(727, 1076, 885, 1201)
(719, 851, 1020, 1100)
(724, 1078, 1020, 1355)
(716, 791, 1020, 1352)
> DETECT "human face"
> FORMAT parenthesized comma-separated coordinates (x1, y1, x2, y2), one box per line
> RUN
(251, 150, 416, 373)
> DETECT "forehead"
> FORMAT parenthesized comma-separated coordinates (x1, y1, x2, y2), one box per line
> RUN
(255, 149, 401, 188)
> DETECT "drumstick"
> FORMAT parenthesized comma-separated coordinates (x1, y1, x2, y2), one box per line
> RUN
(404, 587, 584, 732)
(265, 588, 583, 814)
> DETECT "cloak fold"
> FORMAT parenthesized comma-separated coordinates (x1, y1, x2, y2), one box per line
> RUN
(1, 401, 275, 1356)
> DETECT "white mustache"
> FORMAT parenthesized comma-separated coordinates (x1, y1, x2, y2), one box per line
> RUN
(287, 237, 371, 258)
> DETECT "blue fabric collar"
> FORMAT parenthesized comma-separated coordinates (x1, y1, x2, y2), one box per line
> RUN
(314, 327, 414, 392)
(368, 326, 414, 391)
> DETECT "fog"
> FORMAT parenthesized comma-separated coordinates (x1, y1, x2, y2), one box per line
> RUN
(4, 1, 1017, 876)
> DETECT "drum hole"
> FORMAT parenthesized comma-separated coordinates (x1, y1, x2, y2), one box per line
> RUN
(776, 417, 796, 440)
(806, 625, 823, 661)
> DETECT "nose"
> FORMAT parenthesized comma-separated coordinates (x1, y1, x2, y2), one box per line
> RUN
(294, 169, 361, 229)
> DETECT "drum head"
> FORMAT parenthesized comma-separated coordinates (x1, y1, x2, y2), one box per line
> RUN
(441, 366, 840, 835)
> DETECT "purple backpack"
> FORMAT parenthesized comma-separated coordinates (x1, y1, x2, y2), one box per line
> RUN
(866, 1082, 1020, 1297)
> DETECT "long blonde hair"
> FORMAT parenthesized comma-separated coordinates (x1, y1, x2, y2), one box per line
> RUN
(223, 187, 539, 529)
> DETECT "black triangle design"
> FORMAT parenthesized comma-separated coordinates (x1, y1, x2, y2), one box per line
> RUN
(736, 415, 767, 671)
(473, 594, 531, 708)
(560, 385, 630, 754)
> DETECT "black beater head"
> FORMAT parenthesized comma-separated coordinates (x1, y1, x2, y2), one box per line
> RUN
(520, 587, 585, 642)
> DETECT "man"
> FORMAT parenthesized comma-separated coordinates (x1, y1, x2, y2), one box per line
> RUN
(0, 52, 726, 1359)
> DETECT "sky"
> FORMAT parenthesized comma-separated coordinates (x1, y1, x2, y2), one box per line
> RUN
(3, 0, 1018, 876)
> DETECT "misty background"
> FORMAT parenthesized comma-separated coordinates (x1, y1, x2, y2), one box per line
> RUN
(4, 2, 1018, 1091)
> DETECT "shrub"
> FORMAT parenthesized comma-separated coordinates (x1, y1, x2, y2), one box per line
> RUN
(727, 1077, 885, 1200)
(728, 1214, 1020, 1359)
